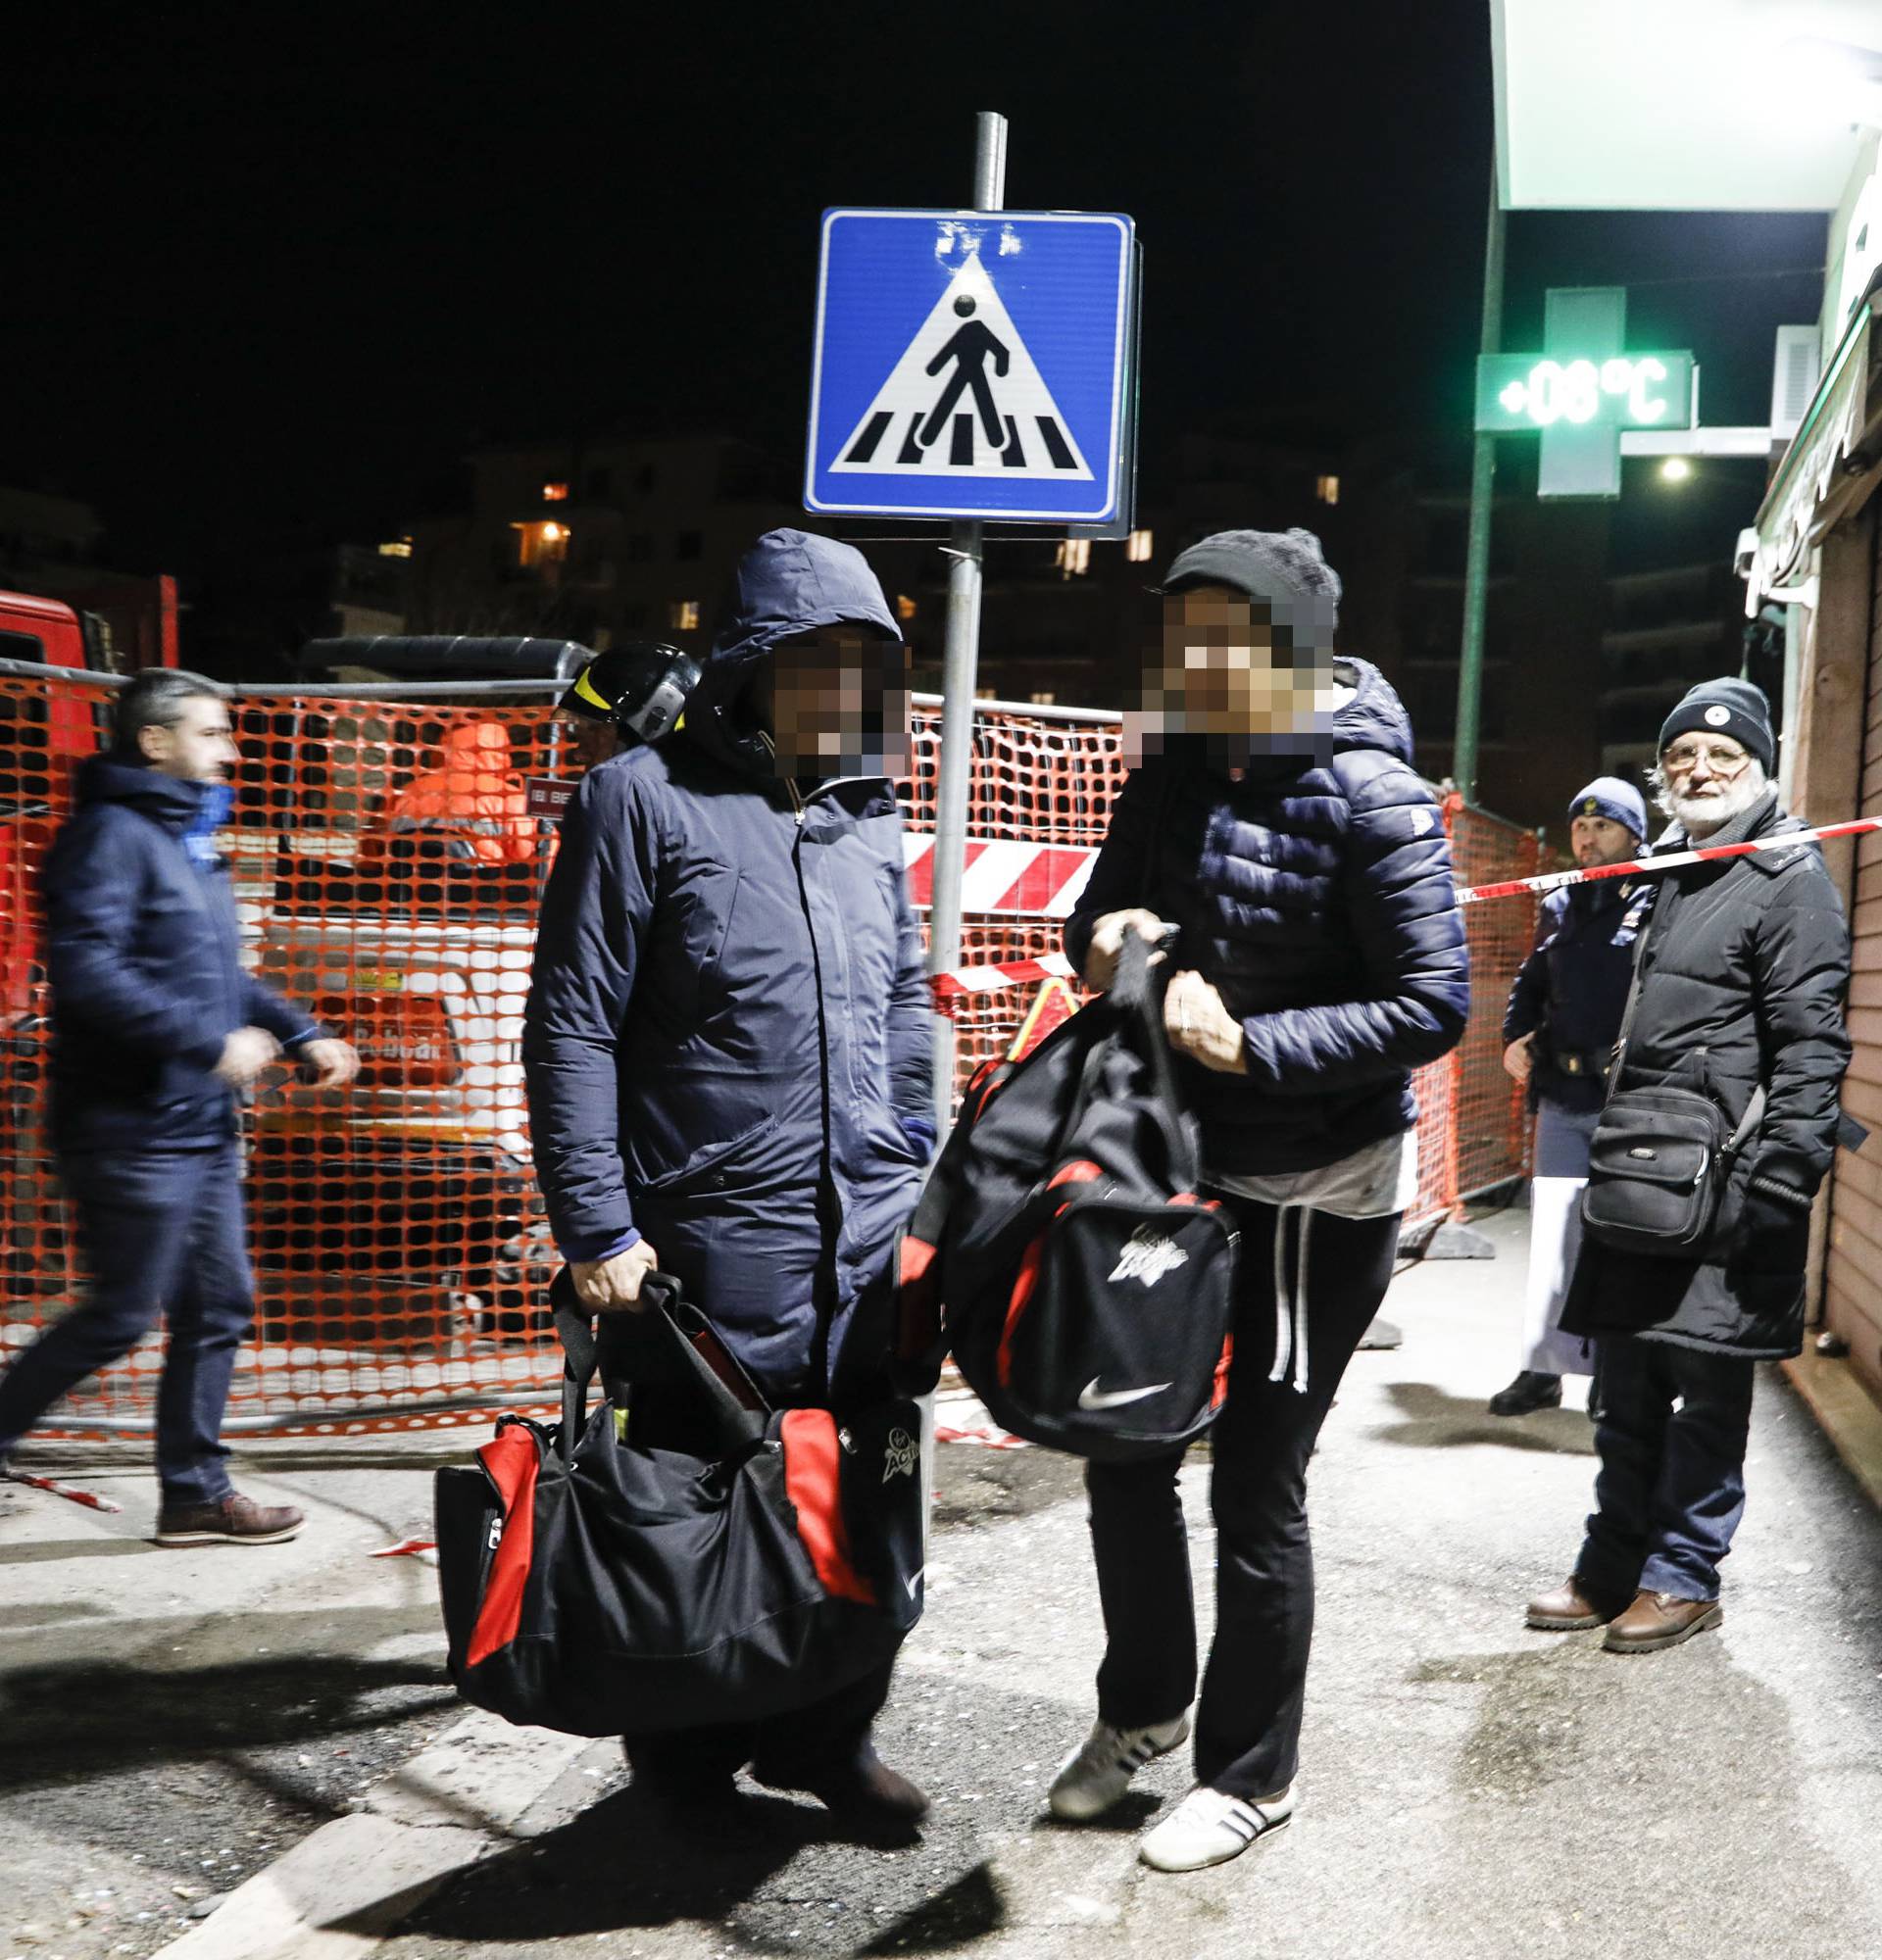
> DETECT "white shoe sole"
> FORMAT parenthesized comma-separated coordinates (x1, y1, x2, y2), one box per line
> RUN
(1141, 1807, 1291, 1872)
(1140, 1789, 1296, 1873)
(155, 1525, 302, 1546)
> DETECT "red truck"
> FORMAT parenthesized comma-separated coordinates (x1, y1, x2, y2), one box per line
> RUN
(1, 581, 178, 1298)
(0, 580, 179, 1009)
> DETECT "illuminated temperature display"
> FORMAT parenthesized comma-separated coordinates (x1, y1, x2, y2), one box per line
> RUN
(1474, 350, 1695, 435)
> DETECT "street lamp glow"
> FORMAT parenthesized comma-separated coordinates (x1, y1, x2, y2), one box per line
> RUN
(1659, 457, 1693, 484)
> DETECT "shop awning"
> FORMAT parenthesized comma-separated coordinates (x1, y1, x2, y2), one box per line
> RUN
(1492, 0, 1876, 211)
(1744, 287, 1882, 608)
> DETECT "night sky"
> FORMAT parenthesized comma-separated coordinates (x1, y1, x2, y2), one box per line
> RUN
(9, 5, 1830, 579)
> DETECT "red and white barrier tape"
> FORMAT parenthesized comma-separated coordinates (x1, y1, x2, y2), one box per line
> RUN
(928, 814, 1882, 1003)
(3, 1470, 124, 1513)
(934, 1424, 1029, 1450)
(1453, 814, 1880, 904)
(369, 1535, 438, 1560)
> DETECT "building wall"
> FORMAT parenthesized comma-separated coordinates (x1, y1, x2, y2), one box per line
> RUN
(1813, 501, 1882, 1404)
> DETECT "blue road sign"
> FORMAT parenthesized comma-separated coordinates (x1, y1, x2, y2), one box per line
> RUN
(805, 208, 1136, 524)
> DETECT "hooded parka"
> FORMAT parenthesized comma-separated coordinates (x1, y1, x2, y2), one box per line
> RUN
(522, 531, 932, 1400)
(1560, 791, 1852, 1360)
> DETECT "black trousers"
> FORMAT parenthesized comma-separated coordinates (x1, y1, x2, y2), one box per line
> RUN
(612, 1363, 896, 1789)
(622, 1658, 896, 1789)
(1085, 1197, 1399, 1799)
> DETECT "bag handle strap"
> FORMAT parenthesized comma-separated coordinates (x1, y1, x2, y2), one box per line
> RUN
(551, 1267, 768, 1460)
(1052, 930, 1158, 1149)
(1605, 880, 1767, 1155)
(1605, 881, 1659, 1091)
(1725, 1084, 1767, 1156)
(1126, 931, 1204, 1190)
(1050, 929, 1200, 1191)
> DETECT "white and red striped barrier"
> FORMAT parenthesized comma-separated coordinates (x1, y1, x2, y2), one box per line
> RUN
(902, 834, 1095, 918)
(926, 813, 1882, 1002)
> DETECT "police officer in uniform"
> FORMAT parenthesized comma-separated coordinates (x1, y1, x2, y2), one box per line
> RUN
(1493, 777, 1647, 1417)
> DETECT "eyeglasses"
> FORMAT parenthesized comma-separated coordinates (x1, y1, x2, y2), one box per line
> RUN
(1661, 740, 1751, 778)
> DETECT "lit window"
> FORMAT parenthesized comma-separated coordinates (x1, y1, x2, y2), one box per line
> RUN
(1029, 691, 1058, 705)
(543, 481, 570, 503)
(669, 600, 701, 632)
(896, 594, 918, 622)
(1056, 538, 1092, 578)
(1124, 529, 1154, 564)
(376, 538, 413, 560)
(1315, 474, 1340, 506)
(514, 520, 570, 567)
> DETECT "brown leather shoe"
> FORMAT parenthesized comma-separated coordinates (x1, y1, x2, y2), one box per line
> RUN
(1603, 1590, 1722, 1653)
(155, 1492, 304, 1546)
(1525, 1577, 1624, 1631)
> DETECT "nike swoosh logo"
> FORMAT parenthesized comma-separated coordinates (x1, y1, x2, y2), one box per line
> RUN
(1077, 1378, 1171, 1411)
(905, 1567, 924, 1600)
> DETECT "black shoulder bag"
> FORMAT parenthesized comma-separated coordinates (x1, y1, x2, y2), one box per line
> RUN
(1578, 890, 1764, 1259)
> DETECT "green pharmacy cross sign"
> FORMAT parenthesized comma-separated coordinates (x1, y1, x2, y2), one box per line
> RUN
(1473, 287, 1695, 499)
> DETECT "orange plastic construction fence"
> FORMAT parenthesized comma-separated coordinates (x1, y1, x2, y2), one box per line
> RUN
(0, 671, 1543, 1437)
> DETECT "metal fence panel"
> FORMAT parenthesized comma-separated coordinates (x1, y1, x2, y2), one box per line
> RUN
(0, 670, 1542, 1434)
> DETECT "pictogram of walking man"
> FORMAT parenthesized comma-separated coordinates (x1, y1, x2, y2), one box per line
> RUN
(918, 295, 1009, 451)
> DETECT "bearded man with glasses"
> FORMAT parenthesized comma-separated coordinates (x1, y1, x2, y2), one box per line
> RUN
(1524, 679, 1852, 1654)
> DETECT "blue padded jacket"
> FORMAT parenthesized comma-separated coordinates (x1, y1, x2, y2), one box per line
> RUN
(1065, 659, 1470, 1177)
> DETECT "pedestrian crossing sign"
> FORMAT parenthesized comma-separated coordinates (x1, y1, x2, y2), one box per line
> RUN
(805, 208, 1137, 524)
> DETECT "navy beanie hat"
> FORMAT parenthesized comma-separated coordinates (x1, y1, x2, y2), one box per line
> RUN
(1566, 775, 1648, 840)
(1159, 527, 1342, 652)
(1658, 678, 1775, 775)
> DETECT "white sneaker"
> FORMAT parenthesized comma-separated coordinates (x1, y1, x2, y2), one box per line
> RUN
(1138, 1783, 1295, 1872)
(1047, 1713, 1190, 1821)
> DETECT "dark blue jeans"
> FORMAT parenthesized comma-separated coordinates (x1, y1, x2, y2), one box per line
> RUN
(0, 1145, 253, 1503)
(1575, 1334, 1756, 1604)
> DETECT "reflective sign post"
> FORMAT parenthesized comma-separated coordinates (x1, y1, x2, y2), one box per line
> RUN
(800, 117, 1136, 1130)
(928, 111, 1008, 1132)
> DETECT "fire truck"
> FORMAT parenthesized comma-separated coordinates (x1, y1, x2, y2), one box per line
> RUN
(0, 580, 178, 1298)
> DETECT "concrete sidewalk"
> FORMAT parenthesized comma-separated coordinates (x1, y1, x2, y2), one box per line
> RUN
(8, 1203, 1882, 1959)
(0, 1429, 470, 1956)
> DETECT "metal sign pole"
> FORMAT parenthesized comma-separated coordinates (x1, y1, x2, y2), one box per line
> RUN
(927, 110, 1008, 1132)
(1456, 148, 1505, 804)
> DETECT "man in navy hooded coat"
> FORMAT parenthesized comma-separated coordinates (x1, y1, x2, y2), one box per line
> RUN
(523, 529, 934, 1825)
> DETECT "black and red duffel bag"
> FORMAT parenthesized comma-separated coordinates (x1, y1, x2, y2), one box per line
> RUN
(900, 931, 1239, 1461)
(436, 1271, 924, 1738)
